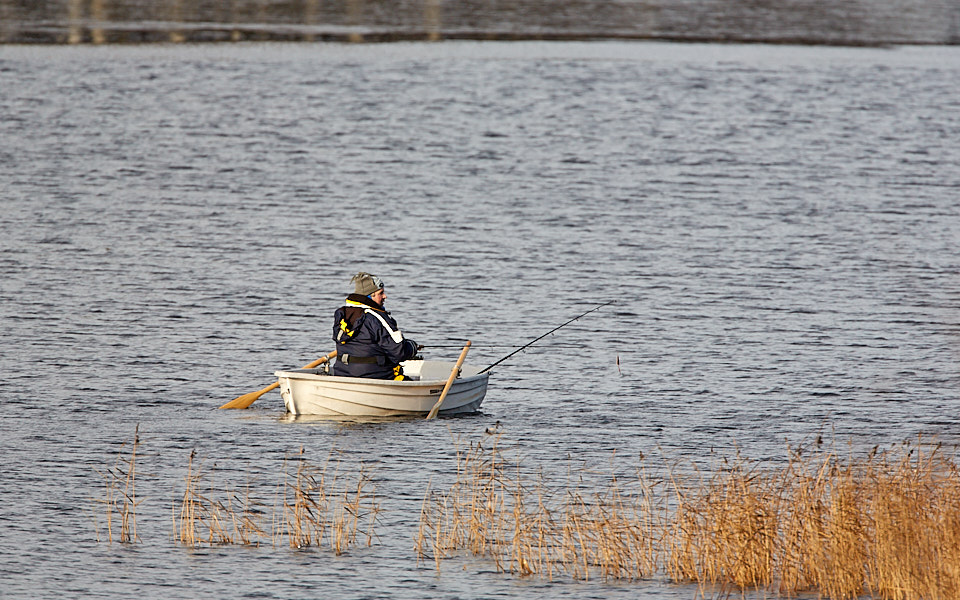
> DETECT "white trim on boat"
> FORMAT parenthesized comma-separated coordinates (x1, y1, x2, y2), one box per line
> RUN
(275, 360, 489, 417)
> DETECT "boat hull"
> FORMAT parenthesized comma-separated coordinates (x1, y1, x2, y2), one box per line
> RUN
(275, 360, 489, 417)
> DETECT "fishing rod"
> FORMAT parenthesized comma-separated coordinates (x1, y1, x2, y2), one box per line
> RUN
(426, 344, 530, 348)
(429, 342, 600, 348)
(478, 300, 616, 374)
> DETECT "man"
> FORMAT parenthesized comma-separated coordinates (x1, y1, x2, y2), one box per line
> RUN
(332, 272, 420, 379)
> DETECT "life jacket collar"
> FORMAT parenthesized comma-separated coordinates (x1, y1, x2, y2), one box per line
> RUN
(345, 293, 386, 312)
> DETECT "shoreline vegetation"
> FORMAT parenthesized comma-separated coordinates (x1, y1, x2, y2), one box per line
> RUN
(418, 429, 960, 599)
(171, 446, 381, 552)
(93, 427, 960, 599)
(91, 440, 381, 554)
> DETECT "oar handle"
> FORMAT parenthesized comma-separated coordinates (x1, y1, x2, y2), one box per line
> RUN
(302, 350, 338, 370)
(426, 341, 471, 420)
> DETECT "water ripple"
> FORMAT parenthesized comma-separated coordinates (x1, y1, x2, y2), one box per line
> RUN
(1, 41, 959, 600)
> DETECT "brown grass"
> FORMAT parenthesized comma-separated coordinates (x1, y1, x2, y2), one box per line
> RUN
(418, 432, 960, 600)
(173, 449, 250, 546)
(417, 428, 661, 582)
(170, 447, 379, 554)
(94, 426, 960, 597)
(92, 424, 142, 544)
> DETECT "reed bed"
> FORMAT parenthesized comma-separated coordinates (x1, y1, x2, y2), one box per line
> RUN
(418, 432, 960, 600)
(172, 447, 379, 554)
(416, 429, 661, 581)
(92, 424, 141, 544)
(276, 447, 381, 554)
(173, 450, 265, 546)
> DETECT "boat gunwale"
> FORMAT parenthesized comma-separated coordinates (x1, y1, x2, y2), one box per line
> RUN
(273, 361, 491, 388)
(273, 368, 489, 388)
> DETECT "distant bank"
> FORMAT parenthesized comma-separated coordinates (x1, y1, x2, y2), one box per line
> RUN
(1, 0, 958, 46)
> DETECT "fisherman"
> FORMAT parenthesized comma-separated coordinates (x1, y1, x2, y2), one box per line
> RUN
(332, 272, 420, 380)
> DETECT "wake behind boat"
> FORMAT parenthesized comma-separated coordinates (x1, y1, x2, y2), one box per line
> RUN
(275, 359, 489, 417)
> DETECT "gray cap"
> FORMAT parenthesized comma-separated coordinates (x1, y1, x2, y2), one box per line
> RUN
(351, 272, 384, 296)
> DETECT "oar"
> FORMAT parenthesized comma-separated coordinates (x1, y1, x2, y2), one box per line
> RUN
(219, 350, 338, 409)
(426, 341, 471, 420)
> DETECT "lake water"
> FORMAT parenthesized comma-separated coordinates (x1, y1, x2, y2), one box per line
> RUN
(1, 41, 959, 598)
(3, 0, 960, 45)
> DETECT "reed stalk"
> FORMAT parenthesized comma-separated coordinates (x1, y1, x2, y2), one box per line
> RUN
(175, 450, 207, 546)
(276, 447, 380, 555)
(93, 424, 141, 544)
(171, 447, 377, 552)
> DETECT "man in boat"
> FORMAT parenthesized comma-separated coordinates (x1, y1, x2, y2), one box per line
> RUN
(332, 272, 420, 380)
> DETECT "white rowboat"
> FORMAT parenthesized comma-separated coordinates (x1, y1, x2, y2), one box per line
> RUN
(275, 360, 489, 417)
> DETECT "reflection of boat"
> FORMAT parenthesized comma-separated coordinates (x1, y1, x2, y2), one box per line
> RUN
(275, 360, 489, 417)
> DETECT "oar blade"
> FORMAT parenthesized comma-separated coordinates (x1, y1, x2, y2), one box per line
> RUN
(219, 390, 265, 410)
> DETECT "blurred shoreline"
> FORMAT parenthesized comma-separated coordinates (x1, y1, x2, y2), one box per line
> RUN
(2, 0, 958, 46)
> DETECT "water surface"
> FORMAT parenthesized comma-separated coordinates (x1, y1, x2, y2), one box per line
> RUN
(2, 0, 959, 45)
(1, 41, 959, 599)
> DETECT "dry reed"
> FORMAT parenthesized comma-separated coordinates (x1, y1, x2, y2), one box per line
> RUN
(169, 447, 379, 554)
(417, 427, 662, 582)
(275, 447, 381, 554)
(418, 433, 960, 600)
(173, 449, 253, 546)
(92, 424, 142, 544)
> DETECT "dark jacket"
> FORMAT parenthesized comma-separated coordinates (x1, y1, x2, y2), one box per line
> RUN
(331, 294, 419, 379)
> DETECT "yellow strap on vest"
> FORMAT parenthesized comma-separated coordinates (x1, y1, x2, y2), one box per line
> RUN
(336, 318, 356, 344)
